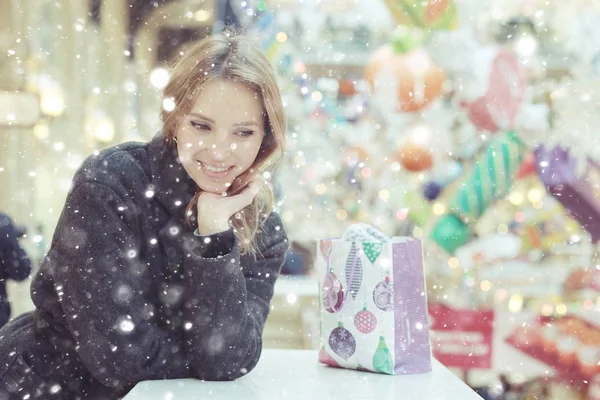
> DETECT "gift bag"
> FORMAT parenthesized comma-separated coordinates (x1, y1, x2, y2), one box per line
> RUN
(317, 225, 432, 375)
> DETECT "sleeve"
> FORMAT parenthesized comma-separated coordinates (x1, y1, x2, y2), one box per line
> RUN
(180, 212, 289, 380)
(50, 182, 189, 392)
(0, 216, 32, 281)
(193, 229, 235, 258)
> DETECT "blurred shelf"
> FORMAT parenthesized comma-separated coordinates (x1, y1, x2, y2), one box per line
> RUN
(274, 275, 318, 297)
(295, 47, 371, 78)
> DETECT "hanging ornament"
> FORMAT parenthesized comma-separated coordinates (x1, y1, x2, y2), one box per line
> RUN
(373, 277, 394, 312)
(319, 239, 332, 259)
(345, 243, 364, 301)
(382, 0, 458, 31)
(354, 306, 378, 334)
(364, 27, 445, 114)
(430, 131, 526, 254)
(396, 124, 436, 172)
(461, 49, 526, 132)
(363, 242, 383, 264)
(515, 151, 536, 180)
(373, 336, 394, 375)
(423, 181, 443, 201)
(318, 348, 340, 368)
(397, 141, 434, 172)
(322, 271, 345, 313)
(329, 322, 356, 361)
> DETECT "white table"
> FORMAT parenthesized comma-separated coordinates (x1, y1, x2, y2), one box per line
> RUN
(123, 349, 483, 399)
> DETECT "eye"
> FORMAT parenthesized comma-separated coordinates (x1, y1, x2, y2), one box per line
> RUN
(236, 130, 254, 138)
(190, 121, 210, 131)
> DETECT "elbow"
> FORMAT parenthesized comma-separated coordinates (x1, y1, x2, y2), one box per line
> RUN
(77, 338, 174, 391)
(190, 333, 262, 381)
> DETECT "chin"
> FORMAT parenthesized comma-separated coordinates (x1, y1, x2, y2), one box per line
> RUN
(197, 184, 226, 194)
(194, 179, 230, 194)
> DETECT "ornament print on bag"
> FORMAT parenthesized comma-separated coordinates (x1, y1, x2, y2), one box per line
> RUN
(373, 336, 394, 375)
(322, 271, 345, 313)
(345, 243, 364, 301)
(319, 239, 332, 259)
(363, 242, 383, 264)
(318, 348, 340, 368)
(354, 306, 378, 334)
(329, 322, 356, 361)
(373, 277, 394, 311)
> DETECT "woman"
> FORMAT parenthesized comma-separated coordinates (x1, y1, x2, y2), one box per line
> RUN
(0, 212, 32, 329)
(0, 31, 288, 399)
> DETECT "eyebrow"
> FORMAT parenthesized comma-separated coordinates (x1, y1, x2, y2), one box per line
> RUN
(188, 112, 260, 128)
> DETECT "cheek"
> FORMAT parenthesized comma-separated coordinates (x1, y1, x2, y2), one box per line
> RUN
(242, 141, 262, 160)
(177, 140, 204, 164)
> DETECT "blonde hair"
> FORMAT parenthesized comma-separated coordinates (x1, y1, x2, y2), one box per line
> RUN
(161, 29, 286, 255)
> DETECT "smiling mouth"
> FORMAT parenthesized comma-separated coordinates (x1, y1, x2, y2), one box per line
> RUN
(198, 161, 234, 178)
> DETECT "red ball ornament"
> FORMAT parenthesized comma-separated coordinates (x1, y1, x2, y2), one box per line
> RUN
(354, 308, 377, 334)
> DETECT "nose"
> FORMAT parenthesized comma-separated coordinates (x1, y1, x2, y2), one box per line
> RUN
(206, 135, 231, 160)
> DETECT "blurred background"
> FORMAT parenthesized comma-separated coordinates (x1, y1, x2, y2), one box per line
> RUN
(1, 0, 600, 398)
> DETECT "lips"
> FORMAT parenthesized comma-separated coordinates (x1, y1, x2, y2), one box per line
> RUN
(198, 161, 234, 179)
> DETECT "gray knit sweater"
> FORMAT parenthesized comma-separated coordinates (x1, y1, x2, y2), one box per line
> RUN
(0, 133, 288, 399)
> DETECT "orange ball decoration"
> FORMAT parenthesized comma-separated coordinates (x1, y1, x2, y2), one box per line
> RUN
(397, 142, 433, 172)
(338, 79, 357, 97)
(365, 47, 445, 113)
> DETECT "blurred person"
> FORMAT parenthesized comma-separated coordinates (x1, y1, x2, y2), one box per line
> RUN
(0, 29, 288, 399)
(0, 212, 32, 328)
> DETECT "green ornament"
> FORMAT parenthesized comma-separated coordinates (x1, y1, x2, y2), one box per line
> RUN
(373, 336, 394, 375)
(384, 0, 458, 31)
(363, 242, 383, 264)
(449, 131, 526, 221)
(430, 214, 471, 255)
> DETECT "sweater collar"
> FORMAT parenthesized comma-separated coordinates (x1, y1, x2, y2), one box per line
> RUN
(147, 131, 197, 217)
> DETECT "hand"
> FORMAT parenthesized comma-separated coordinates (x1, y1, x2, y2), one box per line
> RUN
(196, 178, 262, 235)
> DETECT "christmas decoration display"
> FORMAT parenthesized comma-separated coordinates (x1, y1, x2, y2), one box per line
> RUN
(535, 145, 600, 243)
(506, 315, 600, 384)
(430, 131, 527, 253)
(365, 45, 446, 113)
(460, 49, 526, 132)
(243, 0, 600, 395)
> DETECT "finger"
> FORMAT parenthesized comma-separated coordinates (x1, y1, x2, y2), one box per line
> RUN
(226, 182, 261, 214)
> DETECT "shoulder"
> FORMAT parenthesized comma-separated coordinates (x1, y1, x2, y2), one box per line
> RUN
(70, 141, 151, 197)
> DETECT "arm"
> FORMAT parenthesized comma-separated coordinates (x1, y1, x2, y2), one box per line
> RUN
(181, 212, 288, 380)
(0, 215, 32, 281)
(50, 182, 188, 392)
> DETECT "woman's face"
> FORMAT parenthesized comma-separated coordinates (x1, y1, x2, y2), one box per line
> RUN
(175, 79, 266, 194)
